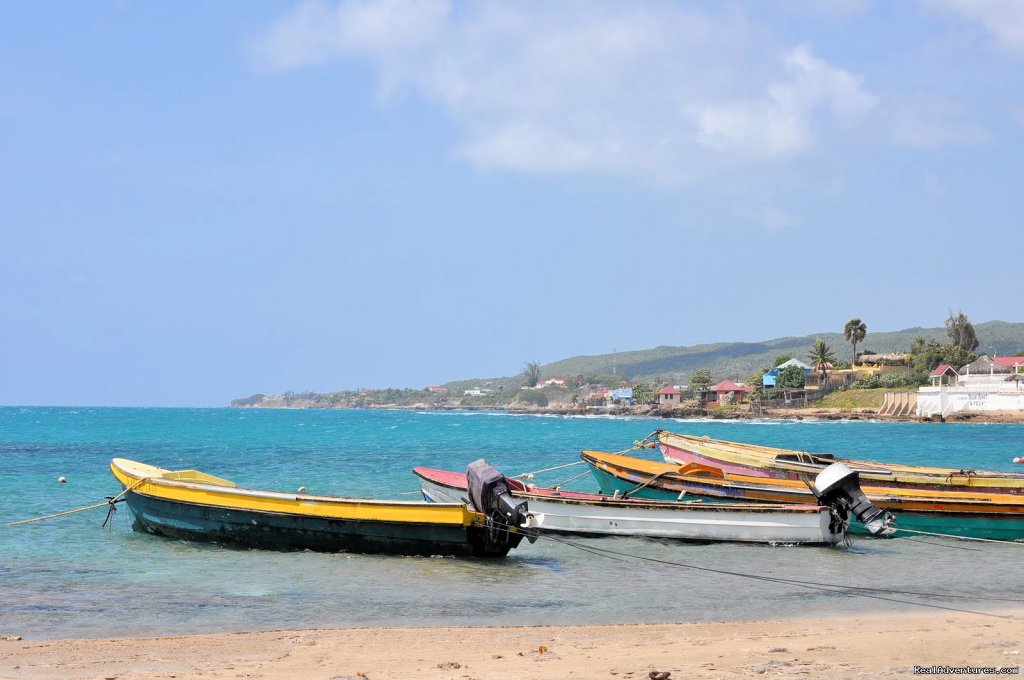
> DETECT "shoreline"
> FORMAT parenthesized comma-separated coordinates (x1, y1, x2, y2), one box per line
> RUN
(233, 402, 1024, 424)
(3, 610, 1021, 679)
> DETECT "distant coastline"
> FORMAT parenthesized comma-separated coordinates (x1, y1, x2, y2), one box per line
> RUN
(229, 400, 1024, 424)
(230, 318, 1024, 424)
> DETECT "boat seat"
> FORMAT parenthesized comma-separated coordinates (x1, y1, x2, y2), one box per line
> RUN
(160, 470, 237, 487)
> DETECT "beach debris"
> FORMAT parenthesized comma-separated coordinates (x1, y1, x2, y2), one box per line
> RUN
(538, 645, 548, 655)
(436, 662, 462, 670)
(768, 647, 788, 653)
(649, 672, 671, 680)
(1, 635, 22, 641)
(58, 476, 67, 484)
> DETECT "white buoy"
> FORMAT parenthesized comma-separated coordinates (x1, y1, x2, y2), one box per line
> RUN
(1013, 457, 1022, 464)
(57, 476, 67, 484)
(297, 486, 307, 493)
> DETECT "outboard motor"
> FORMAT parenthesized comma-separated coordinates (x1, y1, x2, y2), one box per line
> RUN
(812, 462, 895, 537)
(466, 459, 531, 555)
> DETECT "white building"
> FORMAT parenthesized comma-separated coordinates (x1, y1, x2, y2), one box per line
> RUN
(916, 355, 1024, 417)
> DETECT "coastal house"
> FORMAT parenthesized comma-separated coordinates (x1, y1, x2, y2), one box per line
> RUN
(916, 355, 1024, 417)
(708, 380, 752, 405)
(463, 387, 493, 397)
(762, 359, 812, 388)
(828, 354, 912, 386)
(658, 386, 681, 405)
(609, 388, 634, 406)
(993, 356, 1024, 373)
(425, 385, 449, 395)
(538, 376, 568, 387)
(929, 364, 958, 386)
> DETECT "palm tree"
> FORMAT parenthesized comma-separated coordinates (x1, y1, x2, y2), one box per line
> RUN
(843, 318, 867, 365)
(807, 338, 836, 386)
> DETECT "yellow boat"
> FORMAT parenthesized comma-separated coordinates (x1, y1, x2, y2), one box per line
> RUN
(657, 430, 1024, 495)
(110, 458, 526, 557)
(584, 450, 1024, 540)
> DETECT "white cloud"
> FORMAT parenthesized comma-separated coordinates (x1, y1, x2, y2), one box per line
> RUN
(252, 1, 878, 184)
(925, 0, 1024, 54)
(251, 0, 450, 72)
(693, 44, 877, 158)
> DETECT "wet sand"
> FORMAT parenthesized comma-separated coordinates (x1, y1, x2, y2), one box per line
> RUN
(2, 610, 1021, 679)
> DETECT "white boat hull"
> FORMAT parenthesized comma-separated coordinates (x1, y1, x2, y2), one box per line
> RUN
(419, 477, 842, 545)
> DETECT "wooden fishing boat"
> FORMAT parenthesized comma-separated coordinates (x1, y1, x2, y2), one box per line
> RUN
(583, 450, 1024, 541)
(110, 458, 527, 557)
(657, 430, 1024, 496)
(413, 466, 846, 545)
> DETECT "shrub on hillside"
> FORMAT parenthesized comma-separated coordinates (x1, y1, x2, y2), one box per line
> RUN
(517, 390, 549, 407)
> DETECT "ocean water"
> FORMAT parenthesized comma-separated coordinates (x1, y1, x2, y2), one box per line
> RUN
(1, 407, 1022, 640)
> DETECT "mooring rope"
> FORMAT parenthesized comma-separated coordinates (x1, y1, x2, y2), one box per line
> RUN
(514, 460, 584, 479)
(505, 527, 1024, 619)
(549, 469, 592, 490)
(891, 526, 1024, 546)
(5, 478, 148, 527)
(619, 469, 677, 499)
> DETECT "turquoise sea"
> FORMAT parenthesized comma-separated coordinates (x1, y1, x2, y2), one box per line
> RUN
(1, 407, 1023, 640)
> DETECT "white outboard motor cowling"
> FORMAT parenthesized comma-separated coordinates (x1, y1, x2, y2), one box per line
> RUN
(812, 462, 895, 537)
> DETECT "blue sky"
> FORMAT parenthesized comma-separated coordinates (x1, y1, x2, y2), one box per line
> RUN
(1, 1, 1022, 406)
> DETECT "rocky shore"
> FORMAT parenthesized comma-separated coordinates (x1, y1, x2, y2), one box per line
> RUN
(232, 400, 1024, 424)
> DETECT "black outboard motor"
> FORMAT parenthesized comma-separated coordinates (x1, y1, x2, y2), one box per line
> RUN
(466, 459, 530, 556)
(812, 462, 895, 537)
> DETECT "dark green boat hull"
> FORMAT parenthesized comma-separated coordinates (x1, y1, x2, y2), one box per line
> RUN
(125, 490, 511, 557)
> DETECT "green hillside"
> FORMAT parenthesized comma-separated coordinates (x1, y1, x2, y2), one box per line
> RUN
(448, 320, 1024, 388)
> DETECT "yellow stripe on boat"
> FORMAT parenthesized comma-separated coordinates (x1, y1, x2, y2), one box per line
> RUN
(659, 431, 1024, 489)
(583, 450, 1024, 513)
(111, 458, 480, 526)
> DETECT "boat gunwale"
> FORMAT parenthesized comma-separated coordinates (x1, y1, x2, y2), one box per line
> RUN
(111, 459, 482, 529)
(112, 458, 472, 510)
(581, 450, 1024, 511)
(412, 466, 831, 514)
(659, 431, 1024, 482)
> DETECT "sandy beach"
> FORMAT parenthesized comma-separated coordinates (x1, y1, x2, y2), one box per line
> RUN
(3, 610, 1021, 679)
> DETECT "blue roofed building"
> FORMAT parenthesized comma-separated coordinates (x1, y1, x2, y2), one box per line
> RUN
(762, 358, 812, 388)
(609, 388, 634, 405)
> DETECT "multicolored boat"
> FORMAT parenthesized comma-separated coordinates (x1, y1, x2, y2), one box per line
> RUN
(656, 430, 1024, 496)
(414, 466, 848, 545)
(110, 458, 527, 557)
(582, 450, 1024, 541)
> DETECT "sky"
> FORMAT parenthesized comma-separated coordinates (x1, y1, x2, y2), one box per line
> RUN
(1, 1, 1022, 407)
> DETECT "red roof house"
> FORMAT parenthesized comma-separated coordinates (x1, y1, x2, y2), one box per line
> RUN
(710, 380, 751, 393)
(929, 364, 959, 386)
(658, 386, 681, 405)
(708, 380, 753, 404)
